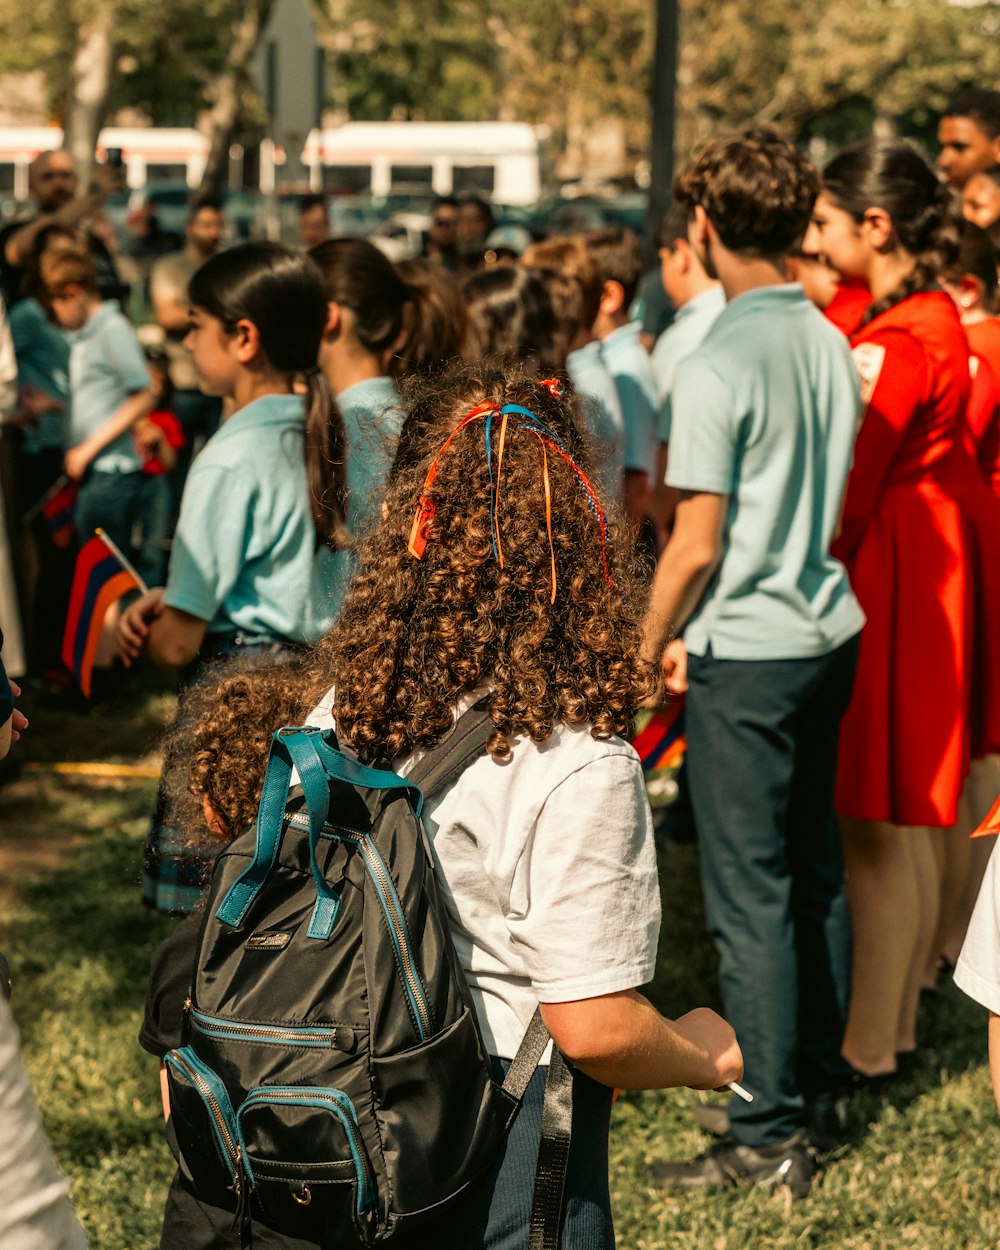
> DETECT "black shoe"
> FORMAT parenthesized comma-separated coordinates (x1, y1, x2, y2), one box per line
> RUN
(650, 1130, 819, 1199)
(690, 1103, 730, 1138)
(691, 1097, 847, 1154)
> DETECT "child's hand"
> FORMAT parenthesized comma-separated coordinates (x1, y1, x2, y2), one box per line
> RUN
(116, 588, 166, 666)
(133, 418, 161, 452)
(8, 681, 28, 744)
(661, 638, 688, 696)
(64, 443, 93, 482)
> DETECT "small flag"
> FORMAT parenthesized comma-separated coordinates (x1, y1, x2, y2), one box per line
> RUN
(972, 793, 1000, 838)
(39, 477, 79, 548)
(61, 531, 146, 697)
(632, 699, 687, 774)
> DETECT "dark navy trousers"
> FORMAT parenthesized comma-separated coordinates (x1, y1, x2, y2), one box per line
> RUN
(684, 636, 860, 1148)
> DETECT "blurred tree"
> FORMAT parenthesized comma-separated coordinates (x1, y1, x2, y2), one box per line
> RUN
(0, 0, 272, 188)
(4, 0, 1000, 194)
(678, 0, 1000, 158)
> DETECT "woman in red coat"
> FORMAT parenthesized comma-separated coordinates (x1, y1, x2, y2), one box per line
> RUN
(805, 142, 972, 1081)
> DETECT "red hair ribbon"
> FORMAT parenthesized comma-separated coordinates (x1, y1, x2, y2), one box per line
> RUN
(407, 398, 615, 599)
(538, 377, 564, 398)
(407, 402, 494, 558)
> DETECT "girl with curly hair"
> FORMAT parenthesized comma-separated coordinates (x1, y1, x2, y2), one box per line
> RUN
(144, 360, 741, 1250)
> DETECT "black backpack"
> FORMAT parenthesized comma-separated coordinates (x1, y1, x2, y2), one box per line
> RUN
(164, 705, 573, 1249)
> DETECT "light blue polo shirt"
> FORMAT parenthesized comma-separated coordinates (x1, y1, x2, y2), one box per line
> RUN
(325, 375, 404, 623)
(599, 320, 658, 478)
(667, 284, 864, 661)
(8, 297, 70, 455)
(651, 284, 726, 442)
(566, 340, 625, 504)
(66, 301, 150, 473)
(164, 393, 337, 643)
(340, 376, 403, 536)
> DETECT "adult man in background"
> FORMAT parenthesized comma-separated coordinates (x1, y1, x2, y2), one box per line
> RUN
(0, 150, 125, 308)
(297, 196, 330, 251)
(938, 89, 1000, 190)
(150, 198, 224, 518)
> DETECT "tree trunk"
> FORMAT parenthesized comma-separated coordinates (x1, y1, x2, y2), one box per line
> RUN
(197, 2, 264, 198)
(61, 4, 116, 185)
(647, 0, 679, 260)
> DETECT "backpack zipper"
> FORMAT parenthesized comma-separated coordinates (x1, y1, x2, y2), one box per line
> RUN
(237, 1085, 375, 1213)
(190, 1009, 342, 1049)
(287, 811, 433, 1041)
(164, 1047, 242, 1189)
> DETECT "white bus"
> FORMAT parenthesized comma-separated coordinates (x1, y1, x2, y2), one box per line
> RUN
(0, 126, 208, 201)
(301, 121, 541, 206)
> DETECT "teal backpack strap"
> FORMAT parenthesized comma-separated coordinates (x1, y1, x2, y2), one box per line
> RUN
(215, 726, 422, 939)
(215, 728, 299, 928)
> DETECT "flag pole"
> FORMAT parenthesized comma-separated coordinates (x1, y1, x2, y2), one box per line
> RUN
(95, 528, 150, 595)
(22, 474, 72, 526)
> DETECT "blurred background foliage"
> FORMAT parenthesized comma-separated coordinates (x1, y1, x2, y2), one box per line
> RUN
(3, 0, 1000, 177)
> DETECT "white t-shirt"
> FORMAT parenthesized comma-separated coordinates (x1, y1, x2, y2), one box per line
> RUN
(307, 688, 661, 1059)
(955, 840, 1000, 1014)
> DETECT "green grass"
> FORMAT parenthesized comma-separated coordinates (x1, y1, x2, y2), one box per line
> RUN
(1, 680, 998, 1249)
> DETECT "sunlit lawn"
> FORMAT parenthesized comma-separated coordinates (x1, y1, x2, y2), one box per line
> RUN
(1, 680, 998, 1249)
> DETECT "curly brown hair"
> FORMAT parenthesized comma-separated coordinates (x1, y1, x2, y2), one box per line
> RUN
(164, 360, 653, 849)
(674, 127, 818, 259)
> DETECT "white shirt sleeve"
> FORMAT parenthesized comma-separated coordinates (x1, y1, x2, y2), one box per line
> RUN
(505, 752, 661, 1002)
(955, 840, 1000, 1015)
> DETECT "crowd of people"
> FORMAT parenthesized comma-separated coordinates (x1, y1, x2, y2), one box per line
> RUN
(3, 87, 1000, 1248)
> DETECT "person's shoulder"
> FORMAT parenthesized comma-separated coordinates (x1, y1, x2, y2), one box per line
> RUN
(8, 295, 44, 328)
(502, 722, 643, 792)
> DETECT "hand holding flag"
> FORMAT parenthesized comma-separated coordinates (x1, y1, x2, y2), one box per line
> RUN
(23, 475, 79, 549)
(61, 531, 148, 698)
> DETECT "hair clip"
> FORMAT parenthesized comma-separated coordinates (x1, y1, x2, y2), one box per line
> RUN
(538, 377, 564, 398)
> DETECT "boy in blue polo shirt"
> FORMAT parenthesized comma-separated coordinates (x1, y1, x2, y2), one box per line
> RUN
(585, 227, 658, 550)
(643, 129, 864, 1197)
(44, 248, 155, 582)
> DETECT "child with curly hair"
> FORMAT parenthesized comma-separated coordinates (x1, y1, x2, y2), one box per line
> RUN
(141, 360, 742, 1250)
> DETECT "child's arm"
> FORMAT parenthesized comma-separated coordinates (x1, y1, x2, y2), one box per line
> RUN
(540, 991, 742, 1092)
(64, 387, 155, 480)
(990, 1013, 1000, 1114)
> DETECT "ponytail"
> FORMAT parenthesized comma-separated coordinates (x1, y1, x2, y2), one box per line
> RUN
(303, 369, 351, 551)
(392, 258, 467, 379)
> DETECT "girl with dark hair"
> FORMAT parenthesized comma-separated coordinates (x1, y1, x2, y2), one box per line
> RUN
(116, 240, 348, 913)
(141, 361, 742, 1249)
(310, 237, 410, 616)
(461, 264, 562, 374)
(804, 141, 974, 1080)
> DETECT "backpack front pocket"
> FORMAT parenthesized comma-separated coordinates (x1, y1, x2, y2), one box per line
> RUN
(164, 1046, 243, 1211)
(237, 1085, 377, 1242)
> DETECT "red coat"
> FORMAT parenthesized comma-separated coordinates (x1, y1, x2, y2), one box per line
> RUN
(964, 320, 1000, 496)
(834, 291, 971, 826)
